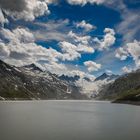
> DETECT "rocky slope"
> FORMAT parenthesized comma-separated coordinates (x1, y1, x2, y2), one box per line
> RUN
(98, 70, 140, 104)
(0, 60, 85, 100)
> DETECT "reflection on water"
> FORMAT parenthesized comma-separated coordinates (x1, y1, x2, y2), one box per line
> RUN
(0, 100, 140, 140)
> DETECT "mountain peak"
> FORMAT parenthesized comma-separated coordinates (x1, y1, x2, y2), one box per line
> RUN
(95, 73, 119, 81)
(23, 63, 43, 72)
(58, 74, 80, 83)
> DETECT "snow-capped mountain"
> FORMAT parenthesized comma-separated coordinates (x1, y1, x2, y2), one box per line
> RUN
(0, 60, 85, 100)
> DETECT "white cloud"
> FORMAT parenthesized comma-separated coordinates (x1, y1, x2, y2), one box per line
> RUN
(105, 69, 113, 75)
(76, 44, 94, 53)
(76, 20, 95, 32)
(3, 42, 62, 66)
(122, 66, 132, 73)
(59, 41, 95, 61)
(93, 28, 116, 50)
(115, 47, 128, 61)
(67, 31, 95, 53)
(116, 40, 140, 68)
(44, 62, 68, 75)
(127, 40, 140, 67)
(84, 60, 101, 72)
(66, 70, 96, 81)
(13, 28, 35, 43)
(0, 27, 64, 66)
(0, 27, 35, 44)
(0, 0, 51, 23)
(45, 0, 58, 4)
(58, 41, 81, 61)
(67, 0, 105, 6)
(0, 26, 95, 67)
(68, 31, 91, 45)
(59, 41, 77, 53)
(0, 42, 10, 59)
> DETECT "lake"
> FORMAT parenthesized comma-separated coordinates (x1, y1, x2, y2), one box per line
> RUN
(0, 100, 140, 140)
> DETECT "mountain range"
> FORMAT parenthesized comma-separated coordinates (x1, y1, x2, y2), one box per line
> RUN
(0, 60, 86, 100)
(1, 59, 140, 104)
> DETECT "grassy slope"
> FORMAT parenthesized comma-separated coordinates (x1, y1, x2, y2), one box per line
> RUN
(112, 87, 140, 105)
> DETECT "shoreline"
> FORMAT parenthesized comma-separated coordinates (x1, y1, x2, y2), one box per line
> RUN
(0, 99, 110, 103)
(1, 98, 140, 106)
(112, 100, 140, 106)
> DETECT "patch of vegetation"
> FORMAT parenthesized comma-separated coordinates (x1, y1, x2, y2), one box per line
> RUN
(114, 87, 140, 102)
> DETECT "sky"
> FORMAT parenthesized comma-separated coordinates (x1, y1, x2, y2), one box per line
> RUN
(0, 0, 140, 79)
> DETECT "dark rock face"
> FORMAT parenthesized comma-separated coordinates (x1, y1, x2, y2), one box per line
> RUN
(58, 75, 80, 83)
(0, 60, 85, 100)
(95, 73, 119, 81)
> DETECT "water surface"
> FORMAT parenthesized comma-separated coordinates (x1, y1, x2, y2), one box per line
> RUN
(0, 100, 140, 140)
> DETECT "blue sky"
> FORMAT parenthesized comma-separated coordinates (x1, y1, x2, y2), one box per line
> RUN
(0, 0, 140, 78)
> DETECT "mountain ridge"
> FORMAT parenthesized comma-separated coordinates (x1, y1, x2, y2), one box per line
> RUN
(95, 73, 119, 81)
(0, 60, 86, 100)
(97, 69, 140, 104)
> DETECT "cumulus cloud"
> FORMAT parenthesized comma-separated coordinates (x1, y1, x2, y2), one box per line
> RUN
(127, 40, 140, 67)
(68, 31, 91, 45)
(59, 41, 81, 61)
(0, 26, 95, 66)
(66, 31, 95, 53)
(115, 47, 128, 61)
(84, 60, 101, 72)
(116, 40, 140, 68)
(0, 26, 95, 67)
(0, 0, 51, 23)
(59, 41, 95, 61)
(76, 44, 94, 53)
(44, 61, 68, 75)
(0, 42, 10, 59)
(93, 28, 116, 50)
(1, 26, 96, 65)
(0, 27, 64, 66)
(66, 69, 96, 82)
(76, 20, 95, 32)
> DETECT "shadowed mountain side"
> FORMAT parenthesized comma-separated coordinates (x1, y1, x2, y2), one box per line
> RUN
(97, 70, 140, 104)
